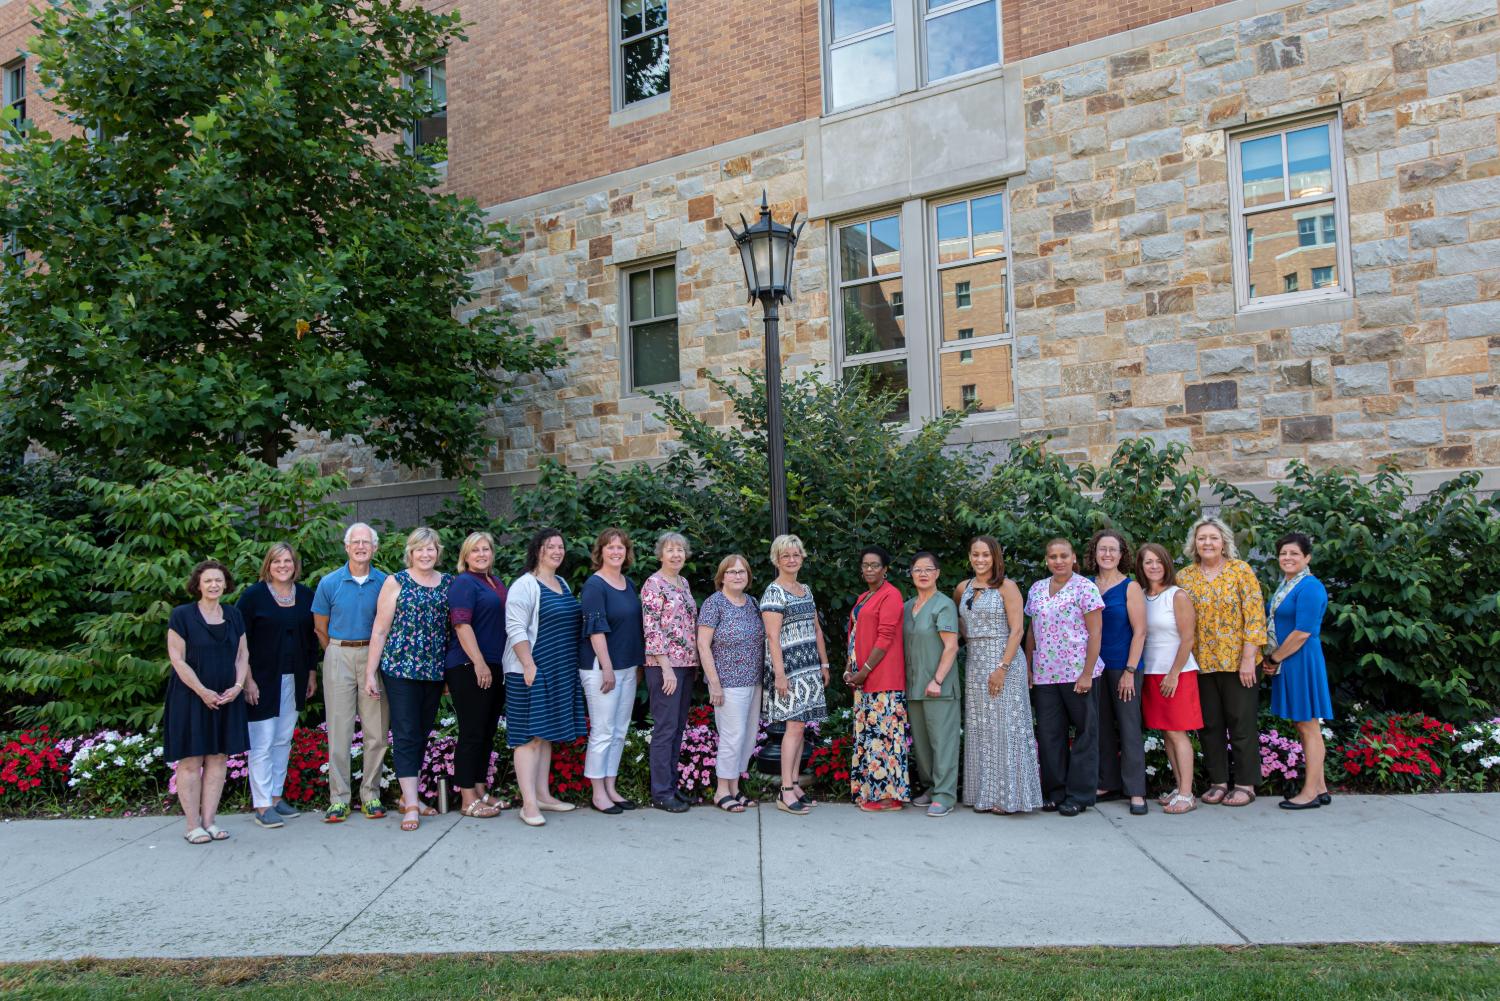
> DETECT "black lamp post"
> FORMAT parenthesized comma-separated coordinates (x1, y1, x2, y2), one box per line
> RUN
(727, 190, 804, 539)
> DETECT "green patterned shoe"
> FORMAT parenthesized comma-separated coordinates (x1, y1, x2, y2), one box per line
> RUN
(361, 799, 387, 820)
(323, 802, 350, 824)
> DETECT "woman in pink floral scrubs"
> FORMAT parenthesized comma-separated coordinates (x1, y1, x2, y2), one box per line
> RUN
(642, 531, 699, 812)
(1024, 538, 1105, 817)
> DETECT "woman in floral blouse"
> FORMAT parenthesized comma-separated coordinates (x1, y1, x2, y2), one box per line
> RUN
(1024, 538, 1104, 816)
(642, 531, 699, 812)
(1177, 516, 1267, 808)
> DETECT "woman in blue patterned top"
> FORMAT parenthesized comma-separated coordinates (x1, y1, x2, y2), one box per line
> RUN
(365, 527, 451, 832)
(762, 533, 829, 816)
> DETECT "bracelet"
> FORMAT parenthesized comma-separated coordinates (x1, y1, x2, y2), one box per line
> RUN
(1125, 666, 1138, 674)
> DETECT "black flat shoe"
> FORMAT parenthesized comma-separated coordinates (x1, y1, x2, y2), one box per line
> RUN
(1317, 793, 1332, 806)
(1279, 798, 1321, 810)
(1129, 802, 1148, 816)
(591, 802, 624, 815)
(1042, 801, 1059, 813)
(1057, 801, 1084, 817)
(613, 798, 638, 811)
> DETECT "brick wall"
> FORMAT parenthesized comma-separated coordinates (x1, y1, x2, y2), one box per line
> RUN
(440, 0, 823, 208)
(0, 5, 71, 142)
(1004, 0, 1236, 61)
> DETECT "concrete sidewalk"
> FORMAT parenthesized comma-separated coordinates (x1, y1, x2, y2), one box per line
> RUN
(1, 794, 1496, 960)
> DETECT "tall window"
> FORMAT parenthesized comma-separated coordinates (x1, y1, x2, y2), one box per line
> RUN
(3, 60, 24, 136)
(933, 190, 1011, 415)
(624, 261, 679, 390)
(824, 1, 1001, 112)
(835, 212, 909, 422)
(406, 61, 447, 162)
(2, 230, 22, 271)
(1230, 115, 1351, 310)
(924, 0, 1000, 83)
(616, 0, 669, 108)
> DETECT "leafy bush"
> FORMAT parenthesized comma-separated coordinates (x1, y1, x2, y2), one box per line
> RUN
(0, 459, 350, 731)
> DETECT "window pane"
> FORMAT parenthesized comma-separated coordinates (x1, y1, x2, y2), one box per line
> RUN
(829, 31, 897, 109)
(414, 112, 447, 150)
(623, 34, 670, 104)
(926, 1, 999, 82)
(870, 216, 901, 275)
(1287, 124, 1332, 199)
(843, 359, 910, 423)
(936, 202, 969, 264)
(429, 63, 446, 108)
(939, 260, 1005, 341)
(620, 0, 643, 37)
(841, 279, 905, 356)
(1241, 134, 1285, 208)
(653, 266, 676, 316)
(941, 344, 1012, 413)
(642, 0, 668, 33)
(629, 271, 653, 319)
(971, 194, 1005, 257)
(832, 0, 893, 40)
(1245, 203, 1339, 300)
(838, 221, 870, 281)
(632, 319, 680, 388)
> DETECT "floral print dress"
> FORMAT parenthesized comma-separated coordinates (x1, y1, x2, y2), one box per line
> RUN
(379, 570, 452, 681)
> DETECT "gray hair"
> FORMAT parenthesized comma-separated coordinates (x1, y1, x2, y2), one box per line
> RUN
(403, 526, 443, 568)
(655, 531, 691, 560)
(1183, 515, 1239, 563)
(344, 522, 379, 548)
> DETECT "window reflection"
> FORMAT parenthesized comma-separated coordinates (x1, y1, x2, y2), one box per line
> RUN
(1244, 205, 1339, 301)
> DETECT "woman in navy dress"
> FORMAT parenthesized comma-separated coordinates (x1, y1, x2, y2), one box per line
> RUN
(165, 559, 251, 844)
(1263, 532, 1334, 811)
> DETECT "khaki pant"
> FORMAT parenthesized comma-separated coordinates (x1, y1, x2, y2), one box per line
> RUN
(323, 641, 389, 806)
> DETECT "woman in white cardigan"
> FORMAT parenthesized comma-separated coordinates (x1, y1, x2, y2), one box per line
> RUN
(503, 528, 588, 827)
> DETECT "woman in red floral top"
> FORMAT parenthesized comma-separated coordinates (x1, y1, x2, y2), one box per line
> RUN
(642, 531, 699, 812)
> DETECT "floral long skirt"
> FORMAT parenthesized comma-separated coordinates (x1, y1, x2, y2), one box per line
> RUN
(850, 690, 910, 804)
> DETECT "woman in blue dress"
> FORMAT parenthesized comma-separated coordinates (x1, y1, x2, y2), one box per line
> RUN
(1263, 531, 1334, 811)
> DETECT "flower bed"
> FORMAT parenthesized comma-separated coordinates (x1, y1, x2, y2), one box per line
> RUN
(2, 705, 1496, 818)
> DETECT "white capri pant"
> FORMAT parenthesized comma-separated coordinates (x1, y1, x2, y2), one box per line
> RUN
(248, 675, 298, 808)
(714, 684, 762, 780)
(580, 664, 638, 779)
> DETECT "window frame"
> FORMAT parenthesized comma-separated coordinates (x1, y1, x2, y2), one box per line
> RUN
(612, 0, 671, 112)
(821, 1, 1003, 114)
(920, 0, 1003, 87)
(832, 207, 913, 424)
(620, 256, 682, 394)
(3, 59, 23, 131)
(404, 60, 448, 165)
(1228, 111, 1352, 314)
(928, 185, 1014, 420)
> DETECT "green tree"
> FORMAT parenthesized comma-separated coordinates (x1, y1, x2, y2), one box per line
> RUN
(0, 0, 558, 476)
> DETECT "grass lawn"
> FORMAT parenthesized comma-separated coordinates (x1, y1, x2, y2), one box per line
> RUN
(2, 945, 1498, 1000)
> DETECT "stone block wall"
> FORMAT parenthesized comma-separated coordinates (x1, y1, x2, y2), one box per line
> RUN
(1009, 0, 1500, 477)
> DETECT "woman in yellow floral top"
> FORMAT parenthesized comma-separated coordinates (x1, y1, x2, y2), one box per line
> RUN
(1177, 517, 1267, 808)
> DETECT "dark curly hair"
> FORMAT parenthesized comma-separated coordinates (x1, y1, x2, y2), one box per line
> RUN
(1084, 528, 1133, 575)
(524, 526, 565, 574)
(186, 560, 235, 600)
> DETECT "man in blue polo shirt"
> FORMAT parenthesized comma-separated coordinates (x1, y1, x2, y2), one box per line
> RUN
(312, 522, 390, 823)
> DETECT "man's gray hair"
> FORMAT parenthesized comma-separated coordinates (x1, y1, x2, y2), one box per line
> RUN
(344, 522, 380, 549)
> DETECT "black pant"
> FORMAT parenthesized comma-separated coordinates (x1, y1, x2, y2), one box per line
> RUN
(1198, 670, 1261, 787)
(1096, 669, 1147, 797)
(646, 666, 695, 801)
(445, 662, 504, 788)
(383, 673, 443, 779)
(1033, 681, 1099, 807)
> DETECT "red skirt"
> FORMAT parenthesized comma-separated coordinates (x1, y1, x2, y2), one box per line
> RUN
(1142, 670, 1204, 731)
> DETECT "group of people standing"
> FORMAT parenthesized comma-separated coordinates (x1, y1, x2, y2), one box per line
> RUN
(161, 515, 1334, 844)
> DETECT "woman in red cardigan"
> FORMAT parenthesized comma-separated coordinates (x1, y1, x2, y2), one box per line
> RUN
(843, 545, 909, 812)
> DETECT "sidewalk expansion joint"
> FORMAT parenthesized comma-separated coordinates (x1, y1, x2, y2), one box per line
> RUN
(755, 803, 767, 950)
(1393, 796, 1500, 846)
(0, 817, 179, 908)
(313, 815, 460, 956)
(1097, 808, 1252, 945)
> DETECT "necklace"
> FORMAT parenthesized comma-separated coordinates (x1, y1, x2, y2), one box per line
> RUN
(271, 585, 296, 606)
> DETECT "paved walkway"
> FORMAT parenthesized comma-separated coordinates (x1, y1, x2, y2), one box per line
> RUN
(1, 794, 1497, 960)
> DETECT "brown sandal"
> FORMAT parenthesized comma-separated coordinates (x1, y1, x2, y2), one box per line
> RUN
(1200, 785, 1228, 805)
(400, 807, 420, 832)
(397, 799, 438, 817)
(1222, 787, 1256, 807)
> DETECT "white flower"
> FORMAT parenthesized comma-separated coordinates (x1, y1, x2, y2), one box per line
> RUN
(319, 762, 330, 774)
(1481, 756, 1500, 770)
(440, 716, 456, 728)
(1145, 765, 1157, 776)
(1321, 727, 1334, 740)
(1462, 739, 1483, 754)
(113, 756, 126, 767)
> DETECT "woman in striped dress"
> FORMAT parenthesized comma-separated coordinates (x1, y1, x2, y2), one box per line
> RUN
(503, 527, 588, 827)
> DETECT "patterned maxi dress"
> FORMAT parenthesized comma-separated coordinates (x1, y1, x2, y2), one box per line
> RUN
(960, 583, 1044, 813)
(761, 582, 829, 724)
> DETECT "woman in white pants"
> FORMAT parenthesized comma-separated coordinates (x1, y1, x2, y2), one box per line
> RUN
(697, 554, 765, 813)
(238, 543, 319, 829)
(578, 528, 645, 815)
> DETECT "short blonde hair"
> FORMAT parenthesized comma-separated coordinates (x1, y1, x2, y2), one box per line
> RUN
(455, 531, 495, 573)
(1184, 516, 1239, 563)
(714, 554, 752, 591)
(404, 526, 443, 568)
(655, 531, 691, 561)
(769, 533, 806, 566)
(258, 541, 302, 583)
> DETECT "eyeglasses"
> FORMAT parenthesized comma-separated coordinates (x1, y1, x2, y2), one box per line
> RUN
(724, 569, 748, 575)
(860, 562, 885, 570)
(910, 567, 937, 575)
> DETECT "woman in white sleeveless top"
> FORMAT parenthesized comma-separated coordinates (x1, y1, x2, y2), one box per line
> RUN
(1136, 543, 1202, 815)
